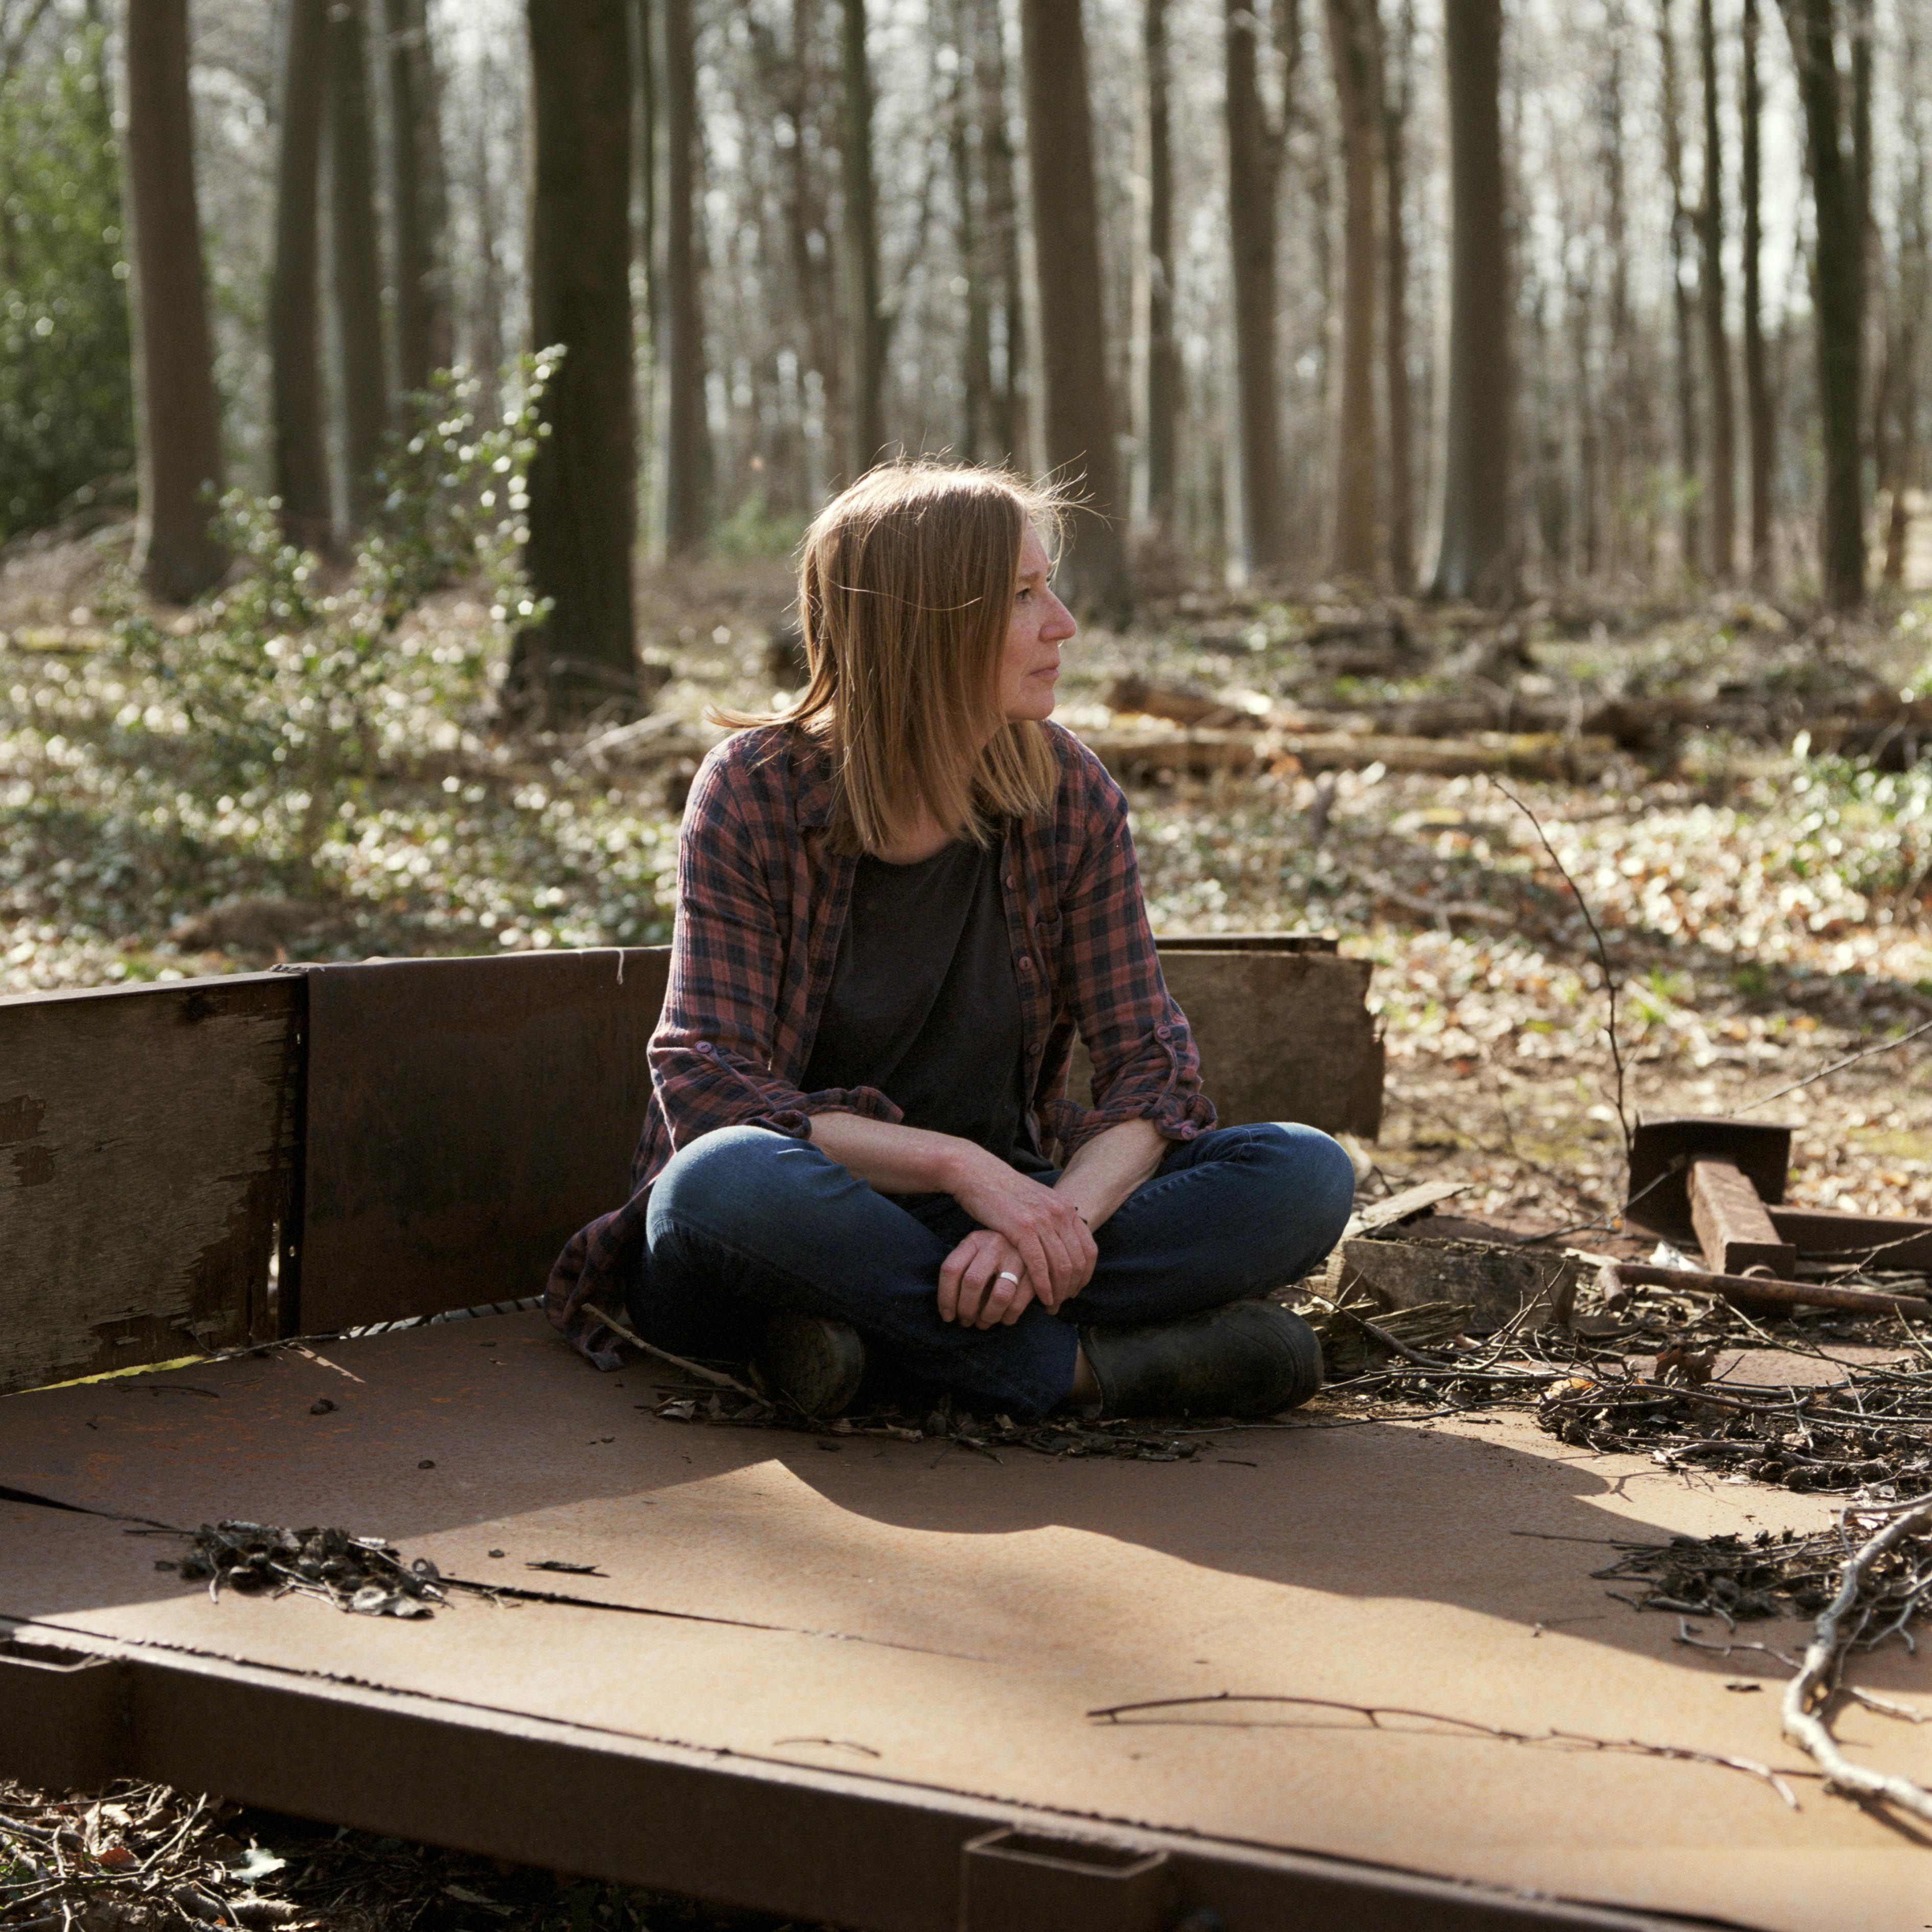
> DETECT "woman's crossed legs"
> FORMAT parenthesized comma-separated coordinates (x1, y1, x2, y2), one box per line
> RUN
(626, 1120, 1354, 1419)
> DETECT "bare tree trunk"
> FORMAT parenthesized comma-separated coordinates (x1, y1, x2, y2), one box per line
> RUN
(381, 0, 449, 394)
(1882, 19, 1925, 586)
(982, 3, 1025, 465)
(946, 0, 991, 462)
(1696, 0, 1735, 580)
(123, 0, 226, 601)
(1381, 0, 1415, 593)
(1324, 0, 1382, 582)
(1019, 0, 1132, 619)
(840, 0, 886, 476)
(1600, 4, 1641, 583)
(1658, 0, 1700, 582)
(658, 0, 710, 553)
(1741, 0, 1774, 586)
(1137, 0, 1179, 535)
(1226, 0, 1287, 578)
(469, 49, 509, 423)
(326, 0, 389, 530)
(271, 0, 332, 555)
(514, 0, 636, 717)
(1430, 0, 1509, 603)
(1780, 0, 1865, 608)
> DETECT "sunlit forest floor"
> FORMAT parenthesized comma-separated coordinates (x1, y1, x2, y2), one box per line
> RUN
(5, 520, 1931, 1243)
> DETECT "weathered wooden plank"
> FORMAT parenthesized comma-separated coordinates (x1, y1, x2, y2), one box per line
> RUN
(1069, 945, 1384, 1139)
(0, 975, 300, 1394)
(297, 949, 671, 1332)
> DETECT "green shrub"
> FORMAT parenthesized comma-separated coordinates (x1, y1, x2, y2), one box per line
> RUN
(107, 359, 552, 883)
(0, 23, 133, 539)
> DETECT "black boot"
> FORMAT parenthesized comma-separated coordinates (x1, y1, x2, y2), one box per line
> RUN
(755, 1311, 867, 1418)
(1080, 1301, 1323, 1419)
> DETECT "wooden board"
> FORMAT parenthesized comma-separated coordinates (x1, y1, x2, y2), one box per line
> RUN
(1070, 946, 1384, 1139)
(0, 975, 299, 1395)
(296, 949, 672, 1333)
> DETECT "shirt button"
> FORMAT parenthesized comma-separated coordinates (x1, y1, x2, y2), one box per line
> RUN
(1018, 956, 1033, 972)
(1003, 875, 1016, 889)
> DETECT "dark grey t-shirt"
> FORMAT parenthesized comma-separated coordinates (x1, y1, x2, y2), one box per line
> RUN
(801, 838, 1046, 1171)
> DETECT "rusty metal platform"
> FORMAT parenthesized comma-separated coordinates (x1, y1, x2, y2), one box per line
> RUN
(6, 1314, 1930, 1932)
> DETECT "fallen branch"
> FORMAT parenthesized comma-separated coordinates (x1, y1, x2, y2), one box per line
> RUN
(1490, 779, 1633, 1163)
(1603, 1260, 1932, 1320)
(1782, 1501, 1932, 1822)
(1085, 1691, 1799, 1807)
(581, 1302, 761, 1398)
(1738, 1016, 1932, 1115)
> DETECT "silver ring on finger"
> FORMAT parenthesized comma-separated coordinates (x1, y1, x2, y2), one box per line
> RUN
(996, 1270, 1020, 1284)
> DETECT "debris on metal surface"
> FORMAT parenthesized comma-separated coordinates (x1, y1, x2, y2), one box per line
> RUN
(159, 1523, 447, 1620)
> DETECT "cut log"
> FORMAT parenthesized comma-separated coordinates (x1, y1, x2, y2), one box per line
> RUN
(1336, 1237, 1583, 1334)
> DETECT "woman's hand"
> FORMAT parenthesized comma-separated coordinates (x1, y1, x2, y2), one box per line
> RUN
(937, 1230, 1037, 1328)
(942, 1147, 1097, 1310)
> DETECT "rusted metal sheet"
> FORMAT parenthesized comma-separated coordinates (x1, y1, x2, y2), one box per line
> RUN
(1072, 939, 1384, 1139)
(0, 1630, 1695, 1932)
(1624, 1117, 1793, 1246)
(295, 949, 670, 1333)
(1769, 1204, 1932, 1267)
(0, 973, 300, 1394)
(2, 1319, 1908, 1932)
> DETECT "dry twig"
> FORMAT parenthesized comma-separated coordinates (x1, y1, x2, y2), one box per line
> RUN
(1781, 1500, 1932, 1822)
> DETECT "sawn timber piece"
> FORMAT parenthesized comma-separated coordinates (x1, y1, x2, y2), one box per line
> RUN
(1338, 1236, 1583, 1334)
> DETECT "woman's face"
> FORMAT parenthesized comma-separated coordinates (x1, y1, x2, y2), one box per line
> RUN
(996, 526, 1077, 724)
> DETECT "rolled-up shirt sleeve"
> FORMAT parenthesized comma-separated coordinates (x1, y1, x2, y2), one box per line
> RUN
(650, 747, 903, 1152)
(1048, 751, 1216, 1156)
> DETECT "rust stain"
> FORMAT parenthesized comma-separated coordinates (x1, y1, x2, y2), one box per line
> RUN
(0, 1093, 46, 1146)
(11, 1144, 54, 1186)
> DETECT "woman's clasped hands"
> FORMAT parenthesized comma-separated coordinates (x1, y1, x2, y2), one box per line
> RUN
(935, 1151, 1097, 1328)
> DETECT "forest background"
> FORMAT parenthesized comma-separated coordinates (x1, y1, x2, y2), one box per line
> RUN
(2, 0, 1931, 1247)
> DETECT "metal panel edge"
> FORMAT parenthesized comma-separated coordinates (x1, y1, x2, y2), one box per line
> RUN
(0, 1625, 1739, 1932)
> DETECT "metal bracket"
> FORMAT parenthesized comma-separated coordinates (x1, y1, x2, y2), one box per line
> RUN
(0, 1630, 129, 1789)
(960, 1827, 1172, 1932)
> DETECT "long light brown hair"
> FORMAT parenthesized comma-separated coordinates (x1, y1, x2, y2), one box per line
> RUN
(727, 462, 1065, 854)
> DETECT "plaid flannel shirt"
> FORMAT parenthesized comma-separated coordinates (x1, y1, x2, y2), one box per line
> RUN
(545, 720, 1216, 1366)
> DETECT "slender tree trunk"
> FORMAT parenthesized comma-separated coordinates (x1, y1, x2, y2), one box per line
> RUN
(470, 50, 508, 422)
(325, 0, 389, 530)
(1382, 0, 1416, 593)
(947, 0, 991, 462)
(1600, 6, 1641, 583)
(1324, 0, 1382, 582)
(515, 0, 637, 715)
(1226, 0, 1287, 578)
(1019, 0, 1132, 619)
(1780, 0, 1864, 608)
(271, 0, 332, 555)
(1137, 0, 1178, 535)
(658, 0, 710, 553)
(840, 0, 886, 476)
(381, 0, 447, 394)
(1696, 0, 1735, 579)
(1430, 0, 1510, 602)
(1741, 0, 1774, 585)
(1883, 21, 1925, 586)
(123, 0, 226, 600)
(982, 2, 1025, 465)
(1658, 0, 1700, 581)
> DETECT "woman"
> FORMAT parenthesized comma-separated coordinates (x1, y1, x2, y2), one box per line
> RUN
(547, 462, 1353, 1420)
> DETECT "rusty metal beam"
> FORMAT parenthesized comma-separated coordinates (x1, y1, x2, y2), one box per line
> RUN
(1768, 1204, 1932, 1269)
(1687, 1159, 1796, 1279)
(0, 1625, 1718, 1932)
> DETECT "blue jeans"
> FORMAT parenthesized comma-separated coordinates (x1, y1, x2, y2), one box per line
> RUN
(626, 1121, 1355, 1419)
